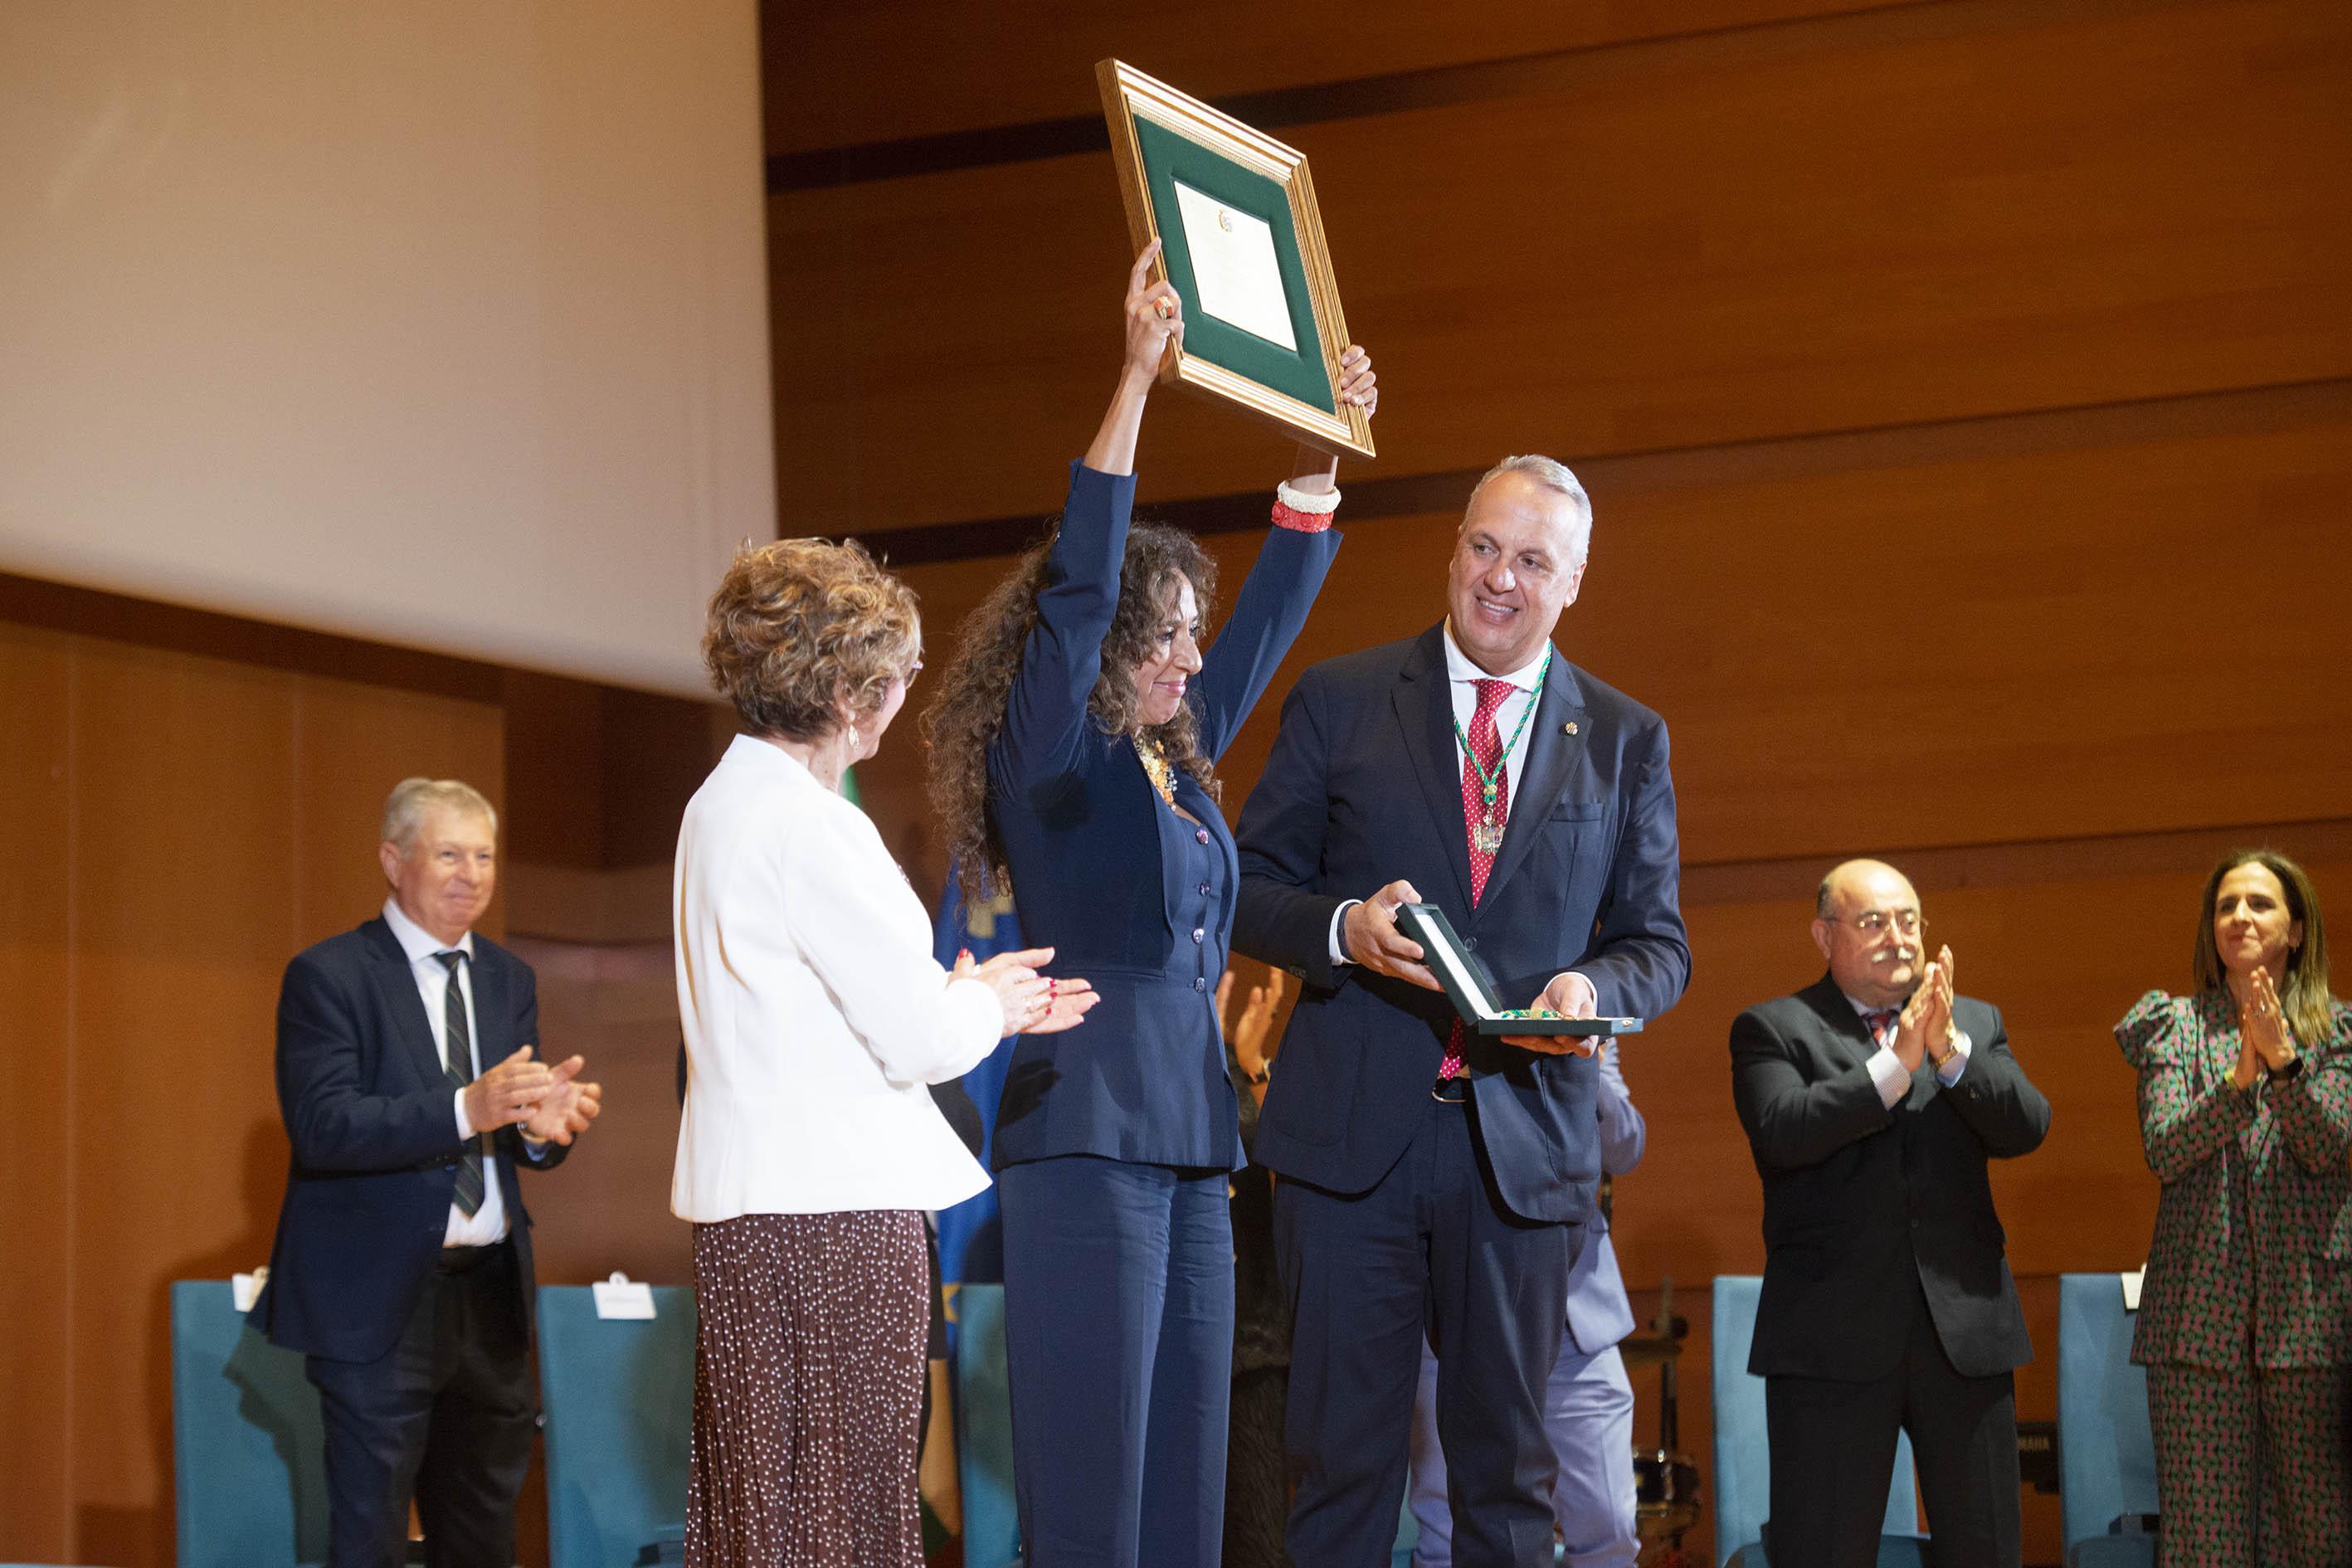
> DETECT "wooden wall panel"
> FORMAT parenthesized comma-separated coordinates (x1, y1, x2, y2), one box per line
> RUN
(862, 392, 2352, 898)
(771, 0, 2352, 534)
(763, 0, 1882, 153)
(0, 627, 75, 1558)
(67, 643, 299, 1568)
(514, 951, 696, 1290)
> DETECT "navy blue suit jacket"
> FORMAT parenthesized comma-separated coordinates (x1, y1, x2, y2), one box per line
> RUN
(1233, 627, 1690, 1223)
(989, 463, 1341, 1172)
(254, 918, 561, 1363)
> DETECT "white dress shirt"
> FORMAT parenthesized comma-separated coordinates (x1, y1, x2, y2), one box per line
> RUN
(671, 734, 1006, 1221)
(1328, 626, 1556, 967)
(1844, 990, 1973, 1109)
(380, 895, 518, 1247)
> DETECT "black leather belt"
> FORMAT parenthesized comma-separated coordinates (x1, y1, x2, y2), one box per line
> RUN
(1431, 1076, 1469, 1104)
(436, 1239, 509, 1274)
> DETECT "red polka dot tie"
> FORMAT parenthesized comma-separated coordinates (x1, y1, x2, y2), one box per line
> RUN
(1441, 678, 1517, 1079)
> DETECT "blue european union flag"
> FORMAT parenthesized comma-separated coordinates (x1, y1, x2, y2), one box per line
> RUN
(929, 867, 1024, 1291)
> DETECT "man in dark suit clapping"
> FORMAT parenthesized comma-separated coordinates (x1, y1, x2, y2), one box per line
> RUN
(1731, 858, 2050, 1568)
(253, 777, 601, 1568)
(1234, 455, 1690, 1567)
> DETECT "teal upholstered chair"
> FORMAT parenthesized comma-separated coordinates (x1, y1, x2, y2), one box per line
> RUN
(536, 1283, 696, 1568)
(2056, 1273, 2159, 1568)
(169, 1278, 329, 1568)
(1711, 1275, 1926, 1568)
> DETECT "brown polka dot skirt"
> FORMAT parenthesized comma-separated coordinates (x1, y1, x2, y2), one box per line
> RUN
(686, 1210, 929, 1568)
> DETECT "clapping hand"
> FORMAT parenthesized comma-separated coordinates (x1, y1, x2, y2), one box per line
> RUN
(1892, 946, 1957, 1074)
(1502, 971, 1600, 1057)
(1217, 967, 1294, 1100)
(520, 1051, 602, 1146)
(2242, 967, 2296, 1071)
(464, 1046, 560, 1133)
(957, 946, 1100, 1037)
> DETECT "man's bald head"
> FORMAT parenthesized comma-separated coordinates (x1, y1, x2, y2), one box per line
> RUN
(1811, 859, 1927, 1008)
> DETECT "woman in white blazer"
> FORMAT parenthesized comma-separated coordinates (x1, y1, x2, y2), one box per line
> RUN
(673, 537, 1095, 1568)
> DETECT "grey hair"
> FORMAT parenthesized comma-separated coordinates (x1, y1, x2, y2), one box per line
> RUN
(381, 777, 499, 852)
(1463, 455, 1593, 566)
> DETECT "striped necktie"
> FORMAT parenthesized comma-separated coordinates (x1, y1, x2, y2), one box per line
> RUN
(436, 951, 487, 1216)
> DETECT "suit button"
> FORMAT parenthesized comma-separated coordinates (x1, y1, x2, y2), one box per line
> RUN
(1192, 928, 1205, 943)
(1193, 977, 1206, 991)
(1463, 937, 1478, 951)
(444, 1161, 458, 1171)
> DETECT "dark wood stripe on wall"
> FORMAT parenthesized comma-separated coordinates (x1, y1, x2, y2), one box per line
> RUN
(764, 0, 2178, 192)
(845, 375, 2352, 567)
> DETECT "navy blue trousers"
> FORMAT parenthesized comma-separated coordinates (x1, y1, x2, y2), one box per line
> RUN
(1277, 1094, 1575, 1568)
(1000, 1155, 1235, 1568)
(304, 1244, 534, 1568)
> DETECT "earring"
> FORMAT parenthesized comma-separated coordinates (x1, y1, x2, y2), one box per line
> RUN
(846, 723, 860, 752)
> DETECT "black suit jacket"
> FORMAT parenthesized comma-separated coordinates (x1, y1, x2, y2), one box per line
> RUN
(1234, 626, 1691, 1224)
(254, 918, 562, 1363)
(1731, 972, 2050, 1381)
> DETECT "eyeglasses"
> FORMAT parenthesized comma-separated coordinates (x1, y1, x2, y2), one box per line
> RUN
(894, 660, 924, 685)
(1838, 909, 1926, 937)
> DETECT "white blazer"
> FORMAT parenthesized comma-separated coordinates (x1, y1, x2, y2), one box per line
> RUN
(671, 733, 1003, 1221)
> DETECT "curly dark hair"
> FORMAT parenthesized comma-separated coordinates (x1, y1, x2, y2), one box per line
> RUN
(924, 519, 1220, 905)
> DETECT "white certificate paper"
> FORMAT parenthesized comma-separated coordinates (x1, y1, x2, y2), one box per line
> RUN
(1171, 181, 1298, 351)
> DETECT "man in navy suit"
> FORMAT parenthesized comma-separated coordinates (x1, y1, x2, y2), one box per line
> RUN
(1234, 456, 1689, 1568)
(254, 777, 601, 1568)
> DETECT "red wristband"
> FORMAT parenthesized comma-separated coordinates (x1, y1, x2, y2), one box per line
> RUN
(1271, 500, 1333, 533)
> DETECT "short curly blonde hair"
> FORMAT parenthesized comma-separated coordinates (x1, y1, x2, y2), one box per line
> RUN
(703, 538, 921, 742)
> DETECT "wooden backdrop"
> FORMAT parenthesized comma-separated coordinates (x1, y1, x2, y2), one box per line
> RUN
(2, 2, 2347, 1565)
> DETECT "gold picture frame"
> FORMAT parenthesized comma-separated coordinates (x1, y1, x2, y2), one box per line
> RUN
(1097, 59, 1374, 460)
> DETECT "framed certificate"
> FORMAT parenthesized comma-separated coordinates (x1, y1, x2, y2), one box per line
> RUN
(1395, 903, 1645, 1039)
(1097, 59, 1374, 460)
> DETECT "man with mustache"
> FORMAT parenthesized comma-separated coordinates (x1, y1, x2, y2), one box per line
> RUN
(1730, 858, 2050, 1568)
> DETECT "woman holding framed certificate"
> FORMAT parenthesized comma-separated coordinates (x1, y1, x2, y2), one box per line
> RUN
(923, 241, 1374, 1567)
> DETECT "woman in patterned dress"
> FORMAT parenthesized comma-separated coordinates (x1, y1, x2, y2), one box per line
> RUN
(2116, 849, 2352, 1567)
(671, 538, 1099, 1566)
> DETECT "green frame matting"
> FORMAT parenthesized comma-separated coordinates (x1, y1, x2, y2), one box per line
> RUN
(1132, 115, 1336, 416)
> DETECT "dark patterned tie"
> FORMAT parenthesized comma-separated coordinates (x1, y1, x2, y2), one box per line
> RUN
(436, 951, 487, 1216)
(1864, 1009, 1901, 1049)
(1441, 679, 1517, 1080)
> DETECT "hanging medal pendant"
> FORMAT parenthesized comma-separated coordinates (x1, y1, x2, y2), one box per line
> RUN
(1470, 816, 1504, 856)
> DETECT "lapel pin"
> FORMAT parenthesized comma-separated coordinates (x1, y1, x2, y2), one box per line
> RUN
(1563, 721, 1580, 736)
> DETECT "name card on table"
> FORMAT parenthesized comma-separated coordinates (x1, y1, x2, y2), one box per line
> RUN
(592, 1271, 655, 1320)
